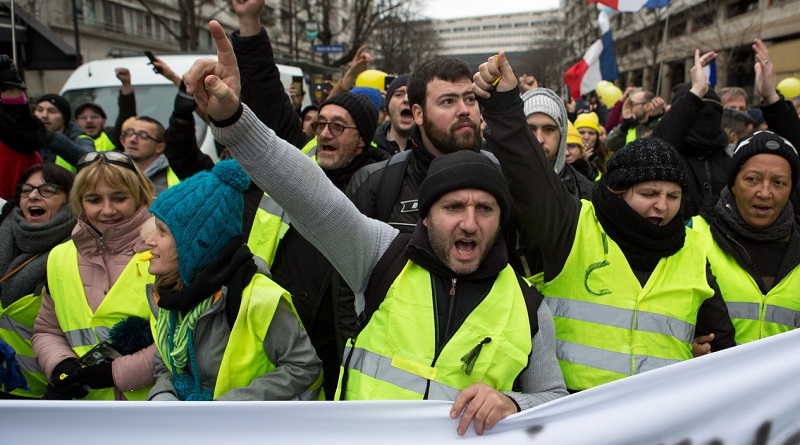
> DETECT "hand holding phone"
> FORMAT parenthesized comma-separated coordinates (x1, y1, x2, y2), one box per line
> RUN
(143, 51, 163, 74)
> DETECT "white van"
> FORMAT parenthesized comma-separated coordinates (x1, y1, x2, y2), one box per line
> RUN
(59, 54, 309, 161)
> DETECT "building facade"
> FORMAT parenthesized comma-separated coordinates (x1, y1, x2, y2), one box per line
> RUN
(563, 0, 800, 101)
(431, 9, 563, 70)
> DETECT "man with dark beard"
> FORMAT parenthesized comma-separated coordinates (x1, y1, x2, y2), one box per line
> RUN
(346, 57, 483, 233)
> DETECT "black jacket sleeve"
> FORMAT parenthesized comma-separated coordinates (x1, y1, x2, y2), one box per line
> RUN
(696, 264, 737, 351)
(109, 92, 137, 151)
(650, 92, 705, 147)
(479, 89, 581, 281)
(232, 27, 306, 149)
(163, 115, 213, 180)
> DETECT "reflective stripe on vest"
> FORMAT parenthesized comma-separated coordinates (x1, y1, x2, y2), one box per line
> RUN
(47, 241, 155, 400)
(543, 201, 712, 391)
(0, 293, 47, 397)
(692, 216, 800, 344)
(247, 194, 291, 267)
(340, 262, 531, 401)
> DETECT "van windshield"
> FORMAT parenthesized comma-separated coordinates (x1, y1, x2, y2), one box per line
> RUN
(62, 85, 207, 145)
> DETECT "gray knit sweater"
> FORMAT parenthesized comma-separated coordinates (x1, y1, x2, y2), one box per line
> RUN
(213, 105, 567, 410)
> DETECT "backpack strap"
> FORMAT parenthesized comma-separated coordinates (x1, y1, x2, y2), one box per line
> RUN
(375, 150, 413, 223)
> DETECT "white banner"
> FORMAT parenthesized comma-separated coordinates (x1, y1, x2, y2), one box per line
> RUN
(3, 329, 800, 444)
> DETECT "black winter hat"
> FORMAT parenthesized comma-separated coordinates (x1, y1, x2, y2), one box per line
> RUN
(74, 102, 107, 120)
(321, 92, 378, 144)
(605, 138, 689, 191)
(418, 151, 511, 225)
(728, 131, 800, 188)
(383, 74, 409, 111)
(37, 94, 72, 124)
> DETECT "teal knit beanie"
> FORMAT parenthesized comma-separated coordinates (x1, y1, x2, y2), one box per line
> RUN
(150, 159, 250, 285)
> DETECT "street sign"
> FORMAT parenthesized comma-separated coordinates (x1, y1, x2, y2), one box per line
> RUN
(305, 21, 319, 39)
(314, 44, 346, 54)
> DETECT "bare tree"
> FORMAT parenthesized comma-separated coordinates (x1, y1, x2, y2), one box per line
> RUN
(371, 2, 440, 73)
(518, 40, 571, 91)
(297, 0, 412, 67)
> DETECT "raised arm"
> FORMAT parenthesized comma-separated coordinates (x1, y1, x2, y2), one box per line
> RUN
(474, 52, 580, 280)
(184, 20, 398, 295)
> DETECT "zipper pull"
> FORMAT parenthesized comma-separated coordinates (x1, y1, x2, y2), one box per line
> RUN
(449, 278, 457, 296)
(461, 337, 491, 376)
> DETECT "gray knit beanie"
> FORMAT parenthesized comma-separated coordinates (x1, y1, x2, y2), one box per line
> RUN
(728, 131, 800, 188)
(605, 138, 688, 192)
(521, 88, 567, 175)
(418, 151, 511, 225)
(321, 92, 378, 144)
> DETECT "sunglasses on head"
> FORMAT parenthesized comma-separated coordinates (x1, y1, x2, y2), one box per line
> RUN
(76, 151, 137, 172)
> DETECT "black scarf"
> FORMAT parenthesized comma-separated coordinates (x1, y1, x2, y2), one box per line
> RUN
(713, 187, 794, 242)
(0, 103, 47, 154)
(591, 179, 686, 272)
(156, 235, 256, 313)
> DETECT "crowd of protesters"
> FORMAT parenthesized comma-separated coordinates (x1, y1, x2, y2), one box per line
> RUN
(1, 0, 799, 438)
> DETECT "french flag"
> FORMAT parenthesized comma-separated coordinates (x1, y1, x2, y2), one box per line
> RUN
(564, 12, 619, 100)
(587, 0, 671, 12)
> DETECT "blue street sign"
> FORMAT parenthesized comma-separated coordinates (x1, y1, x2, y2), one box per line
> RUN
(314, 44, 346, 54)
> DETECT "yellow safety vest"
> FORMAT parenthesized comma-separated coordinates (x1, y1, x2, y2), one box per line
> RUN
(692, 216, 800, 344)
(339, 261, 531, 401)
(0, 293, 47, 397)
(47, 241, 155, 400)
(542, 201, 712, 391)
(247, 194, 291, 268)
(157, 274, 322, 400)
(55, 134, 115, 172)
(166, 167, 180, 188)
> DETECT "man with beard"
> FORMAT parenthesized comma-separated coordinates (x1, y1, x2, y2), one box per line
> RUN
(373, 74, 415, 155)
(605, 89, 664, 153)
(347, 58, 483, 233)
(74, 68, 136, 152)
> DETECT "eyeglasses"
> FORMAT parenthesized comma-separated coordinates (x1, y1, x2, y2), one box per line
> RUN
(18, 183, 62, 198)
(315, 121, 357, 137)
(77, 151, 137, 172)
(566, 144, 583, 152)
(77, 114, 103, 121)
(629, 101, 648, 107)
(122, 128, 162, 142)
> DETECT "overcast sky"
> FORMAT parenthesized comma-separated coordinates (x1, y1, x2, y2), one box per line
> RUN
(422, 0, 562, 20)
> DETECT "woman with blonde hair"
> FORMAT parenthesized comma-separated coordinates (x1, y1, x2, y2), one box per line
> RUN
(33, 151, 157, 400)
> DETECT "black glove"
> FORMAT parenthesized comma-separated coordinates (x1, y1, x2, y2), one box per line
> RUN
(49, 357, 82, 389)
(172, 80, 196, 120)
(60, 361, 114, 389)
(0, 55, 26, 91)
(44, 358, 88, 400)
(42, 382, 89, 400)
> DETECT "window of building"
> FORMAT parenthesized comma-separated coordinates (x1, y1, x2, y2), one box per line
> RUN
(498, 23, 512, 29)
(668, 20, 686, 38)
(514, 22, 528, 28)
(101, 0, 124, 33)
(692, 10, 715, 31)
(483, 24, 496, 30)
(727, 0, 759, 18)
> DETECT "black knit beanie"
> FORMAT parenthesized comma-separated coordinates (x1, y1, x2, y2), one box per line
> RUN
(383, 74, 409, 111)
(37, 94, 72, 124)
(605, 138, 689, 191)
(321, 92, 378, 144)
(728, 131, 800, 188)
(418, 151, 511, 225)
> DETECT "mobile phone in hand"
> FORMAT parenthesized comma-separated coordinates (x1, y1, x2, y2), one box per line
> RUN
(143, 51, 163, 74)
(80, 341, 122, 366)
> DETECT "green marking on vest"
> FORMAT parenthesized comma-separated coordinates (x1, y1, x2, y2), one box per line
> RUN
(584, 260, 611, 296)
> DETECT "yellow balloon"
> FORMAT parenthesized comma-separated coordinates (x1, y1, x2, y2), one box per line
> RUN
(598, 85, 622, 108)
(595, 80, 613, 93)
(355, 69, 389, 92)
(777, 77, 800, 100)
